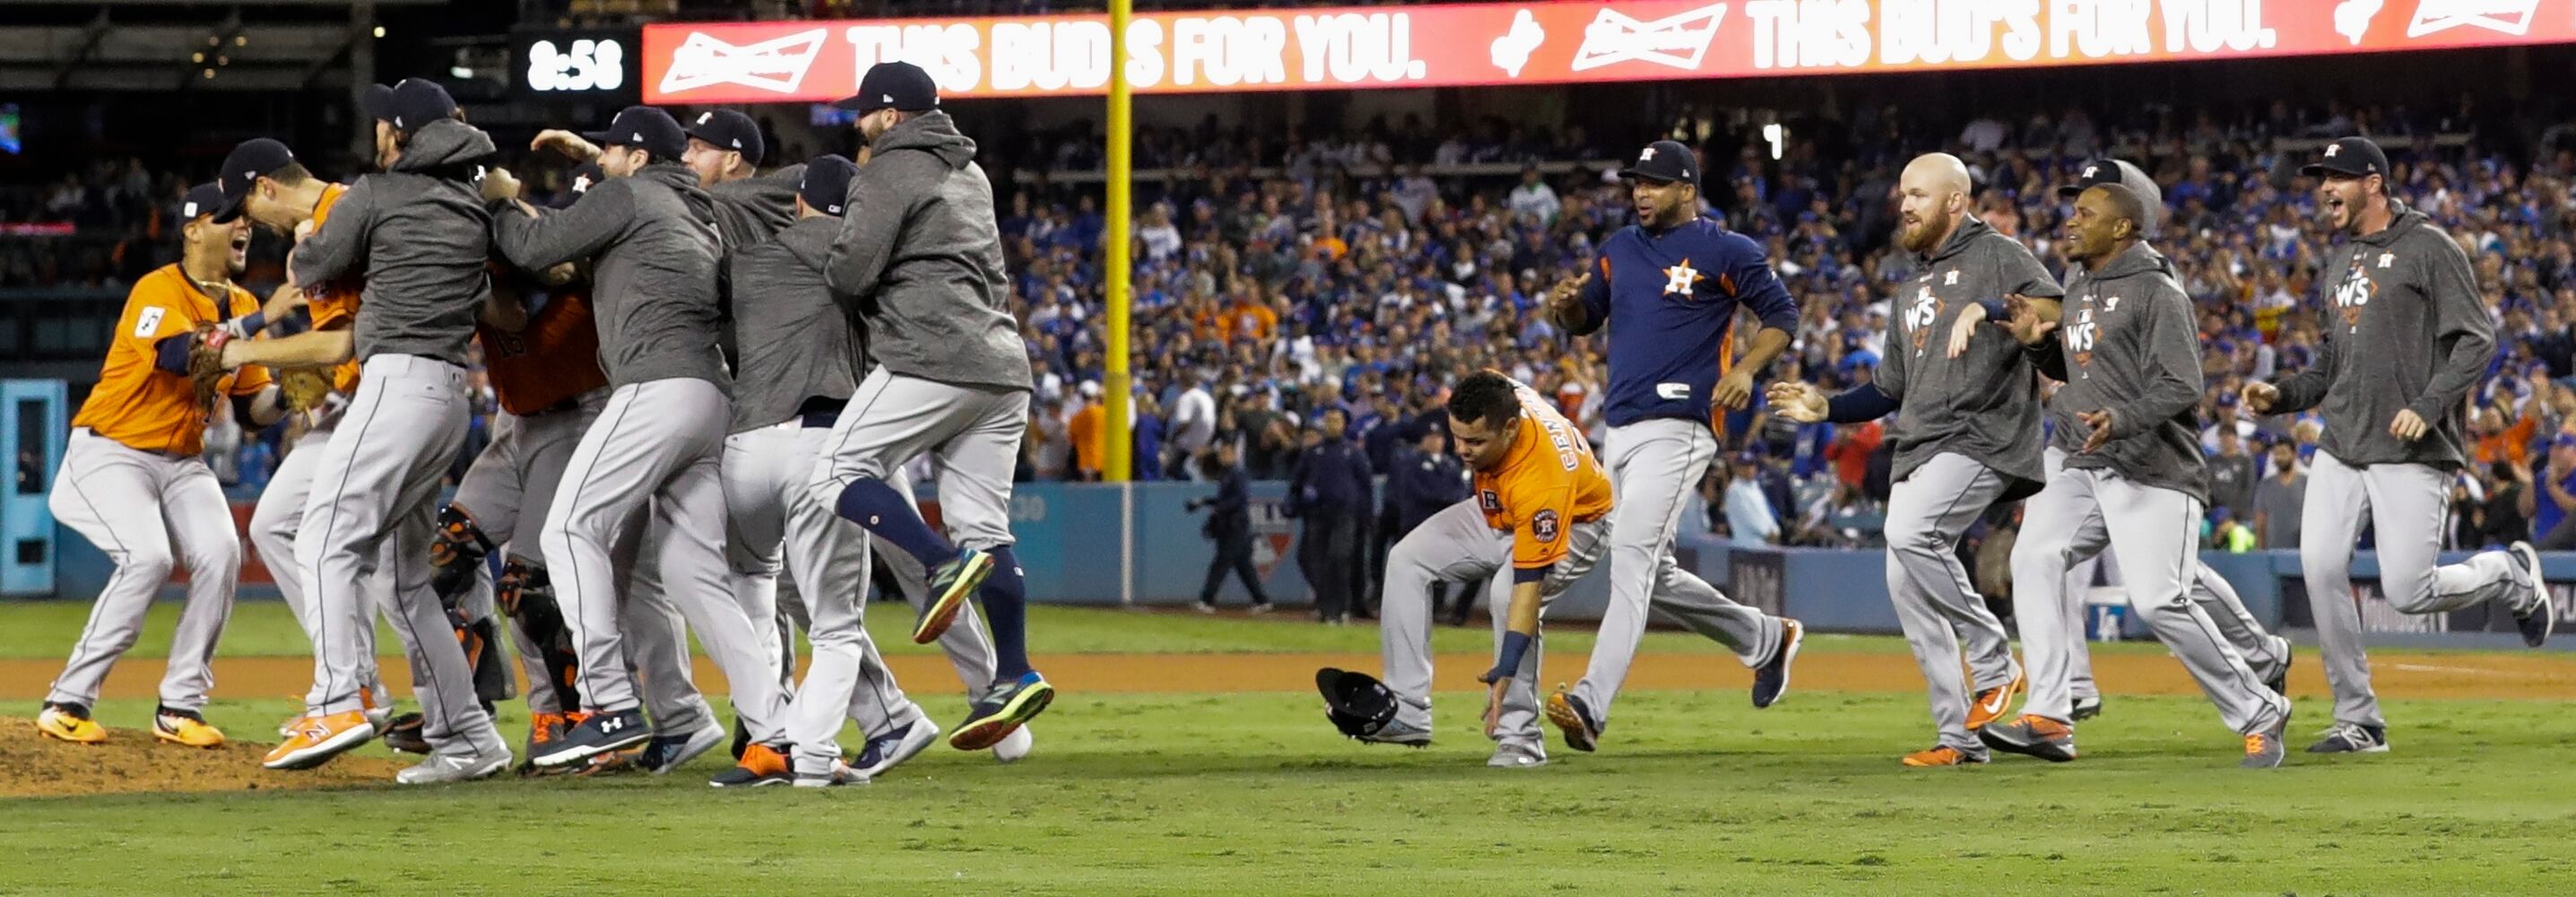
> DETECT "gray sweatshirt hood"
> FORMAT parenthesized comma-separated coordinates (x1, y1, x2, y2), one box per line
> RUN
(2355, 201, 2431, 248)
(2084, 240, 2168, 283)
(636, 161, 717, 225)
(872, 110, 979, 170)
(1921, 213, 1997, 266)
(775, 215, 837, 270)
(390, 119, 496, 172)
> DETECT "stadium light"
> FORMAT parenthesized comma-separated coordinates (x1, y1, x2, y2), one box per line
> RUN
(374, 26, 386, 39)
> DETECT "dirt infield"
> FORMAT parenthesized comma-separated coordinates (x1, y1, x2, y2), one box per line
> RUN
(7, 646, 2574, 705)
(0, 717, 409, 797)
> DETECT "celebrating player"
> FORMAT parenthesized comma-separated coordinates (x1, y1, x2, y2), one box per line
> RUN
(1991, 183, 2295, 768)
(1766, 152, 2059, 767)
(813, 60, 1051, 752)
(1536, 138, 1802, 753)
(33, 183, 285, 750)
(2243, 136, 2554, 755)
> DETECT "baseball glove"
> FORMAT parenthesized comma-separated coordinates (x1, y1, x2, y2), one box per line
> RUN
(276, 367, 334, 413)
(186, 325, 231, 406)
(1315, 667, 1401, 741)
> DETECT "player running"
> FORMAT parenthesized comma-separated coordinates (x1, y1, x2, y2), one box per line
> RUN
(1988, 183, 2294, 768)
(33, 183, 286, 749)
(2243, 136, 2554, 755)
(1766, 152, 2058, 767)
(1536, 138, 1801, 752)
(812, 61, 1049, 752)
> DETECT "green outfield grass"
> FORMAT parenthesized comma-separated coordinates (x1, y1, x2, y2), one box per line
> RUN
(10, 691, 2575, 895)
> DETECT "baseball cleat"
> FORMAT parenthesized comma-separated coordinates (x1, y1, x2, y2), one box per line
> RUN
(915, 548, 996, 644)
(576, 746, 645, 777)
(2242, 715, 2289, 769)
(395, 751, 510, 785)
(1487, 743, 1547, 769)
(794, 761, 867, 788)
(532, 708, 649, 768)
(1751, 619, 1803, 709)
(950, 671, 1054, 752)
(1543, 687, 1601, 753)
(1978, 715, 2077, 762)
(2262, 637, 2294, 698)
(1965, 669, 2025, 730)
(35, 702, 106, 745)
(152, 706, 225, 749)
(2509, 541, 2554, 648)
(854, 720, 942, 779)
(1354, 718, 1432, 747)
(1901, 745, 1990, 767)
(993, 726, 1035, 763)
(709, 743, 794, 788)
(2070, 695, 2104, 721)
(2306, 722, 2390, 754)
(360, 687, 390, 732)
(382, 712, 430, 754)
(641, 723, 728, 776)
(263, 710, 377, 771)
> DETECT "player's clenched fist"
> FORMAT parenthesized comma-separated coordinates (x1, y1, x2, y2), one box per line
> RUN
(481, 166, 523, 204)
(1765, 381, 1829, 423)
(2241, 381, 2278, 414)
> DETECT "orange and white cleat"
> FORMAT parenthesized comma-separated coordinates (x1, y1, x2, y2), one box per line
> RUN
(263, 710, 377, 771)
(152, 706, 226, 749)
(1901, 745, 1991, 767)
(36, 701, 107, 745)
(1965, 669, 2026, 730)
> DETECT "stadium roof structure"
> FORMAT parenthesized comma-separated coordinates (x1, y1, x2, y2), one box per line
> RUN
(0, 0, 445, 93)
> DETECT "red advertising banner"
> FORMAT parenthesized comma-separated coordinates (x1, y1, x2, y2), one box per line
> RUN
(642, 0, 2575, 104)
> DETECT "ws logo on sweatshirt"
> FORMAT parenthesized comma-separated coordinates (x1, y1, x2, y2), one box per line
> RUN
(2064, 306, 2100, 375)
(2333, 255, 2384, 331)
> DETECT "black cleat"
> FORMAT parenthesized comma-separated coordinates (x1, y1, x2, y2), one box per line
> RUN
(1751, 619, 1803, 709)
(532, 708, 650, 768)
(382, 712, 429, 754)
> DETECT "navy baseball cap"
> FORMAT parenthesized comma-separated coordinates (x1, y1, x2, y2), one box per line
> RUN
(798, 153, 856, 216)
(362, 78, 460, 134)
(684, 109, 764, 165)
(832, 60, 940, 113)
(585, 106, 688, 161)
(553, 161, 606, 209)
(1619, 140, 1697, 187)
(178, 183, 230, 222)
(2301, 136, 2390, 179)
(209, 137, 298, 223)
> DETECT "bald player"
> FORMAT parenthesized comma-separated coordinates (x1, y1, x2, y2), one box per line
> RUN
(1985, 183, 2294, 768)
(2245, 136, 2552, 755)
(33, 183, 285, 750)
(1767, 152, 2060, 767)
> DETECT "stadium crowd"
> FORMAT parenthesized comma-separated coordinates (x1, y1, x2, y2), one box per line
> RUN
(18, 99, 2576, 559)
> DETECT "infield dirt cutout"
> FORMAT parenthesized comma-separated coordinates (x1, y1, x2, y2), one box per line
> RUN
(7, 645, 2572, 798)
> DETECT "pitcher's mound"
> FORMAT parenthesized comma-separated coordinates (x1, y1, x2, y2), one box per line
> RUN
(0, 717, 408, 797)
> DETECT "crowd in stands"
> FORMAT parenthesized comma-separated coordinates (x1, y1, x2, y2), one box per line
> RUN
(18, 97, 2576, 557)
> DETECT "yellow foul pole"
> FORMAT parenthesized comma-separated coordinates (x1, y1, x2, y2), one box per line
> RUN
(1104, 0, 1134, 483)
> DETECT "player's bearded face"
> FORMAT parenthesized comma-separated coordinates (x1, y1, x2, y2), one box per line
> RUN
(2318, 174, 2368, 233)
(372, 121, 399, 171)
(681, 138, 729, 188)
(1895, 183, 1956, 254)
(1630, 179, 1687, 228)
(600, 146, 643, 179)
(186, 216, 250, 276)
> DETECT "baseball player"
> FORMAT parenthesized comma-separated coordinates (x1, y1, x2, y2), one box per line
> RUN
(219, 79, 515, 783)
(813, 61, 1050, 752)
(1984, 183, 2294, 768)
(1765, 152, 2057, 767)
(1538, 139, 1802, 753)
(2019, 161, 2290, 723)
(32, 183, 286, 749)
(212, 134, 397, 742)
(491, 105, 794, 787)
(2244, 136, 2553, 755)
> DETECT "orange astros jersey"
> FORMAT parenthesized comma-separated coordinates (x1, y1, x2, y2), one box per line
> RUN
(301, 182, 364, 395)
(1472, 376, 1613, 570)
(478, 274, 608, 415)
(72, 265, 275, 457)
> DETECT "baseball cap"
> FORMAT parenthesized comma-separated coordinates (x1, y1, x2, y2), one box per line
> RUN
(1619, 140, 1697, 187)
(553, 161, 606, 210)
(584, 105, 688, 161)
(2300, 136, 2390, 179)
(361, 78, 460, 134)
(208, 137, 298, 223)
(683, 109, 765, 166)
(797, 153, 856, 216)
(832, 61, 940, 114)
(178, 183, 230, 222)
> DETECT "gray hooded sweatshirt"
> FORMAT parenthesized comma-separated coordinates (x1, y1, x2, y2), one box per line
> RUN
(291, 118, 495, 366)
(491, 161, 730, 391)
(2271, 202, 2493, 470)
(1878, 214, 2064, 496)
(725, 215, 860, 433)
(711, 164, 802, 251)
(2029, 241, 2209, 505)
(825, 110, 1027, 392)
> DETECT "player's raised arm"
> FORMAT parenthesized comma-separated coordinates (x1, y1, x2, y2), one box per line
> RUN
(288, 178, 377, 289)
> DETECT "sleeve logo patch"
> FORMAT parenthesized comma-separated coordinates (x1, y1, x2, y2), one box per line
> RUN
(134, 306, 166, 338)
(1532, 509, 1560, 543)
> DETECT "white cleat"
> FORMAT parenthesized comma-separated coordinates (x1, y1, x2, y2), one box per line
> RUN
(794, 761, 870, 788)
(1487, 743, 1548, 769)
(395, 751, 510, 785)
